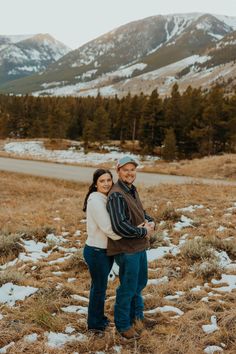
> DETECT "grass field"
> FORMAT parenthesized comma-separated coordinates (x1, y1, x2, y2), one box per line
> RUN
(0, 171, 236, 353)
(142, 154, 236, 180)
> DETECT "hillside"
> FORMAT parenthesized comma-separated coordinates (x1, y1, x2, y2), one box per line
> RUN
(0, 13, 236, 97)
(143, 154, 236, 180)
(0, 34, 70, 85)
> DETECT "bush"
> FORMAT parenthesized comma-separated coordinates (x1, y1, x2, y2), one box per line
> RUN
(205, 236, 236, 259)
(192, 259, 223, 280)
(62, 248, 87, 271)
(181, 238, 215, 262)
(0, 270, 25, 286)
(158, 205, 181, 222)
(0, 233, 24, 259)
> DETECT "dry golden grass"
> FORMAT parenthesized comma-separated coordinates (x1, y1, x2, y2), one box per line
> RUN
(144, 153, 236, 179)
(0, 171, 86, 235)
(181, 238, 215, 262)
(0, 171, 236, 353)
(0, 270, 26, 286)
(192, 260, 223, 280)
(0, 233, 24, 258)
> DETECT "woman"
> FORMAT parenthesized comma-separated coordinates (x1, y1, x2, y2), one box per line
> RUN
(83, 169, 121, 333)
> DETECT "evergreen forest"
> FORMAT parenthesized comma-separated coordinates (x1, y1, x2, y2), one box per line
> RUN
(0, 83, 236, 160)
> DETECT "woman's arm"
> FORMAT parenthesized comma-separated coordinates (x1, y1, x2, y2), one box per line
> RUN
(89, 197, 121, 240)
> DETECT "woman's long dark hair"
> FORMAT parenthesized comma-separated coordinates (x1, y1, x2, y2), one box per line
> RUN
(82, 169, 113, 212)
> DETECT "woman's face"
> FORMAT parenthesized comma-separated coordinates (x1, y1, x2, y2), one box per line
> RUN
(96, 173, 113, 195)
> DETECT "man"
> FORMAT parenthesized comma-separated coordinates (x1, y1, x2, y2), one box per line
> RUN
(107, 156, 156, 340)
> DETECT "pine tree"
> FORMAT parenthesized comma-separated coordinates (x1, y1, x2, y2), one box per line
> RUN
(225, 92, 236, 151)
(162, 128, 177, 161)
(181, 86, 204, 156)
(107, 97, 120, 140)
(164, 83, 183, 155)
(93, 106, 110, 143)
(139, 89, 162, 154)
(201, 85, 225, 155)
(83, 119, 95, 152)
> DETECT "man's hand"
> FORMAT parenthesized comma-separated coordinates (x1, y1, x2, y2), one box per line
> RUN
(137, 221, 155, 238)
(144, 222, 155, 238)
(147, 221, 155, 230)
(138, 222, 145, 227)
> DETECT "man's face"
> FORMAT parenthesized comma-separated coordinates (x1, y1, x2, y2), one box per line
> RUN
(118, 163, 136, 186)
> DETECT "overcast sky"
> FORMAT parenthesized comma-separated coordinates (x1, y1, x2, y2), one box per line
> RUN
(1, 0, 236, 49)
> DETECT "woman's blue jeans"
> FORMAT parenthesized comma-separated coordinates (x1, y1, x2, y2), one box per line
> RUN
(83, 244, 114, 330)
(114, 250, 148, 332)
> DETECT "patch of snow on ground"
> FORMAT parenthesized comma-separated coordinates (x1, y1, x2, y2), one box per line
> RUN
(46, 331, 86, 348)
(0, 342, 15, 353)
(211, 274, 236, 292)
(0, 259, 18, 270)
(147, 276, 169, 285)
(65, 326, 75, 334)
(19, 239, 52, 262)
(4, 141, 159, 166)
(23, 333, 38, 343)
(61, 305, 88, 315)
(215, 250, 234, 269)
(140, 55, 210, 80)
(164, 291, 185, 300)
(111, 62, 147, 78)
(177, 204, 204, 213)
(174, 215, 194, 231)
(202, 315, 219, 334)
(145, 305, 184, 316)
(204, 345, 223, 353)
(48, 254, 72, 265)
(0, 282, 38, 306)
(217, 226, 226, 232)
(71, 294, 89, 303)
(46, 233, 68, 244)
(147, 246, 180, 261)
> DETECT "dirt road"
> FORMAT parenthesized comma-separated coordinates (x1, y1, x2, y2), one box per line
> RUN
(1, 156, 236, 187)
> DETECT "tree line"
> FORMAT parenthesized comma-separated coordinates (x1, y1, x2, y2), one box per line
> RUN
(0, 83, 235, 160)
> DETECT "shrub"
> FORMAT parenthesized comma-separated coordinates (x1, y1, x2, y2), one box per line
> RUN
(23, 226, 55, 242)
(0, 270, 25, 286)
(181, 238, 215, 262)
(62, 248, 87, 271)
(158, 205, 181, 222)
(149, 232, 170, 248)
(205, 236, 236, 258)
(192, 259, 223, 280)
(0, 233, 24, 259)
(25, 289, 65, 331)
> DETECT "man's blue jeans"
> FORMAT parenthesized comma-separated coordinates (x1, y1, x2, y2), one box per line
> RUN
(83, 244, 114, 330)
(114, 250, 148, 332)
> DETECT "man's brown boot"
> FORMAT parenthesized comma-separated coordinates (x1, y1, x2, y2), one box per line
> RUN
(135, 317, 157, 329)
(142, 317, 158, 328)
(119, 327, 140, 340)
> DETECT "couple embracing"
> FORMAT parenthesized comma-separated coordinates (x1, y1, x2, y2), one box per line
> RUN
(83, 156, 156, 340)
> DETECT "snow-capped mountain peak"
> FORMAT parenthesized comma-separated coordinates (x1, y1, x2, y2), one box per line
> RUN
(0, 12, 236, 97)
(0, 33, 71, 84)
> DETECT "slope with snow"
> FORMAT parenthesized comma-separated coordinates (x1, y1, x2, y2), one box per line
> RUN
(1, 12, 236, 96)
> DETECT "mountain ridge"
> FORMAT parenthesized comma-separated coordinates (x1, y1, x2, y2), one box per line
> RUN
(0, 12, 236, 97)
(0, 33, 71, 85)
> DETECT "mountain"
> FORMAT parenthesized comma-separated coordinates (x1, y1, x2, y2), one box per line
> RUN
(0, 34, 71, 85)
(0, 13, 236, 97)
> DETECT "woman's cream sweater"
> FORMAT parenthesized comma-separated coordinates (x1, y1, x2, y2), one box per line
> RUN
(85, 192, 121, 249)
